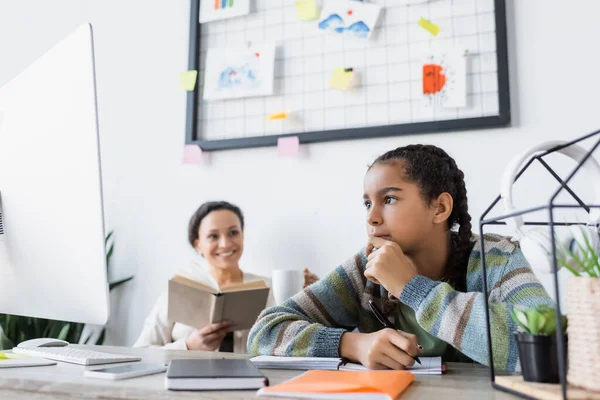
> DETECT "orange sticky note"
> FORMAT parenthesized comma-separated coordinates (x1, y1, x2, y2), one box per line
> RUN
(267, 112, 288, 120)
(277, 136, 300, 157)
(182, 145, 203, 164)
(418, 17, 440, 36)
(178, 70, 198, 91)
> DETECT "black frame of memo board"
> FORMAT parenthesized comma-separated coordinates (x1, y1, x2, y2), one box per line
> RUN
(185, 0, 510, 151)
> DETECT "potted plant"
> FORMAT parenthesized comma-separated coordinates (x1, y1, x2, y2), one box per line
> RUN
(511, 304, 568, 383)
(558, 228, 600, 392)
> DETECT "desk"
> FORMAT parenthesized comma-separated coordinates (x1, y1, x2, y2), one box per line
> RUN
(0, 345, 516, 399)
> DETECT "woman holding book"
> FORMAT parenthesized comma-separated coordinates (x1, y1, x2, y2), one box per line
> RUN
(134, 201, 319, 353)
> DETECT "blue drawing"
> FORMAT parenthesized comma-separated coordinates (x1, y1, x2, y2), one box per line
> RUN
(217, 64, 260, 91)
(318, 13, 344, 30)
(334, 21, 370, 39)
(318, 13, 371, 40)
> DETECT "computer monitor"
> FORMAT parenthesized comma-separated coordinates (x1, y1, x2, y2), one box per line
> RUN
(0, 24, 109, 325)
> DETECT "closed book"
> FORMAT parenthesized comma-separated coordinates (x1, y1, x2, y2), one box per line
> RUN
(164, 359, 269, 391)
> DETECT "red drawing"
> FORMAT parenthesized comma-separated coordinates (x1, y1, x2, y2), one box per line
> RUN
(347, 9, 353, 15)
(255, 52, 260, 57)
(422, 64, 446, 95)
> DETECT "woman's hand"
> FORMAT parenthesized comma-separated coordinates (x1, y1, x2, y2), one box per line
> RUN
(340, 329, 421, 370)
(303, 268, 319, 288)
(364, 236, 417, 297)
(185, 321, 231, 351)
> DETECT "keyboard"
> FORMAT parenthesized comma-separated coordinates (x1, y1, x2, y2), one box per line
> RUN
(12, 346, 142, 366)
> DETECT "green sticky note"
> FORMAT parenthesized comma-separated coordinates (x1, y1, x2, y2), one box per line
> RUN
(418, 17, 440, 36)
(296, 0, 320, 21)
(178, 70, 198, 91)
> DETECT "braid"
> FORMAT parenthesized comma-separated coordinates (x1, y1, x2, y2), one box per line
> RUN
(372, 144, 474, 291)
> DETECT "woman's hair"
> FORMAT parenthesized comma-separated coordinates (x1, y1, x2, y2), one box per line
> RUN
(188, 201, 245, 248)
(371, 144, 473, 291)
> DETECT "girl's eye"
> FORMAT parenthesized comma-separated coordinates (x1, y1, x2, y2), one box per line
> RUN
(363, 201, 372, 210)
(384, 196, 397, 204)
(230, 230, 239, 237)
(208, 234, 218, 240)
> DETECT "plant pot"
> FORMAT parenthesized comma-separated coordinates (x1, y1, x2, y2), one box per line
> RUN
(515, 332, 567, 383)
(567, 277, 600, 392)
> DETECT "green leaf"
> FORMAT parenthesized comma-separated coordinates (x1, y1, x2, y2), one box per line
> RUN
(57, 324, 70, 341)
(105, 231, 114, 245)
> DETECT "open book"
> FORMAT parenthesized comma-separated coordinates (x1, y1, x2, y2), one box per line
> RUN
(167, 268, 270, 331)
(250, 356, 443, 375)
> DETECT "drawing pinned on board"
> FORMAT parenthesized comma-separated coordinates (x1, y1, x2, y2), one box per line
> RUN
(422, 52, 466, 108)
(418, 17, 440, 36)
(178, 70, 198, 91)
(317, 0, 382, 41)
(399, 0, 430, 4)
(329, 68, 357, 90)
(182, 145, 205, 165)
(199, 0, 250, 24)
(203, 44, 276, 100)
(296, 0, 320, 21)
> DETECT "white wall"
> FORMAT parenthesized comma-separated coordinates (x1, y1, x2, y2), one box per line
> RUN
(1, 0, 599, 345)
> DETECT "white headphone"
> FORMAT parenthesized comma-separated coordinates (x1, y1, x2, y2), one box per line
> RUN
(501, 140, 600, 274)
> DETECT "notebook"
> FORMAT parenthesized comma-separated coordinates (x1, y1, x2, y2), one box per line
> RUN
(250, 355, 444, 375)
(164, 359, 269, 391)
(0, 352, 56, 368)
(257, 370, 415, 400)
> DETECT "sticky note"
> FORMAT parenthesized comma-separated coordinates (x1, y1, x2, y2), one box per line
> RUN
(178, 70, 198, 91)
(329, 68, 355, 90)
(278, 136, 300, 157)
(183, 145, 203, 164)
(296, 0, 320, 21)
(267, 112, 288, 121)
(418, 17, 440, 36)
(0, 353, 7, 360)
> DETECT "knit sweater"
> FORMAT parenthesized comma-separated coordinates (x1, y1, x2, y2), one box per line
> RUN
(247, 234, 554, 372)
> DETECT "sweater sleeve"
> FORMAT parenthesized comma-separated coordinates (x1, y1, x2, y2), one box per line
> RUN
(247, 254, 366, 357)
(133, 293, 188, 350)
(400, 245, 554, 372)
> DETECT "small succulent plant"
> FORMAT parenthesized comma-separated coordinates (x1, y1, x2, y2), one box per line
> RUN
(510, 304, 568, 336)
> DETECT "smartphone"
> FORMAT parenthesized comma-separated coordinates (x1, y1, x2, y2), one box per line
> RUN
(84, 362, 167, 380)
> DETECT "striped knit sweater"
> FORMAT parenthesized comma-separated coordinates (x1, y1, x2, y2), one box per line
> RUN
(247, 234, 554, 372)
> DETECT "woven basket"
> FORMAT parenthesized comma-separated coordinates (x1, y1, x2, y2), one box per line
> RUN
(567, 277, 600, 392)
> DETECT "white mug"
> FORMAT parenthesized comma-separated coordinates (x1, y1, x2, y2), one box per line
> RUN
(271, 269, 304, 306)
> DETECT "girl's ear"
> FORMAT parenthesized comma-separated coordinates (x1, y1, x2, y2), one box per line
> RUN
(432, 192, 453, 224)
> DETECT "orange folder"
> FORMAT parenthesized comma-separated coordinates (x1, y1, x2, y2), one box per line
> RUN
(257, 370, 415, 399)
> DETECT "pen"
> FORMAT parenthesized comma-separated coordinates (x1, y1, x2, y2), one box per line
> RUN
(368, 299, 422, 365)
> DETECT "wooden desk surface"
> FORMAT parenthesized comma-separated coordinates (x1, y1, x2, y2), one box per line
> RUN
(0, 345, 517, 399)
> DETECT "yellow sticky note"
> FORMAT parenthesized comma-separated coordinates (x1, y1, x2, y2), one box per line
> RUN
(296, 0, 320, 21)
(178, 70, 198, 91)
(0, 353, 7, 360)
(418, 17, 440, 36)
(329, 68, 355, 90)
(267, 112, 288, 120)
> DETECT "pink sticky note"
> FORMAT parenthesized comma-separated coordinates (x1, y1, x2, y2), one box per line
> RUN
(277, 136, 300, 157)
(183, 145, 203, 164)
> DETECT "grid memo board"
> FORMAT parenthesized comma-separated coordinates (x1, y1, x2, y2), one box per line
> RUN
(185, 0, 510, 151)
